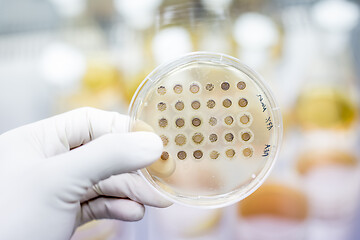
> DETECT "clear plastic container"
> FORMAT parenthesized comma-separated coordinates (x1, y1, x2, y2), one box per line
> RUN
(128, 52, 282, 208)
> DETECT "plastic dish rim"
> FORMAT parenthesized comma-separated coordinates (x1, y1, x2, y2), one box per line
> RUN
(128, 51, 283, 208)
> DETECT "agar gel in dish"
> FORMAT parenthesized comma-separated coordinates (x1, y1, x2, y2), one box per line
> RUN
(129, 52, 282, 208)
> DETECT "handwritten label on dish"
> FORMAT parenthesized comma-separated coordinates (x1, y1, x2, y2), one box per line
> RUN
(262, 144, 271, 157)
(257, 94, 267, 112)
(265, 117, 273, 131)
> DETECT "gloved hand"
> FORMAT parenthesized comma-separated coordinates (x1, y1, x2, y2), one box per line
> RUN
(0, 107, 172, 240)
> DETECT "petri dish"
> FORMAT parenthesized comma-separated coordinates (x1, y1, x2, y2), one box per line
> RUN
(128, 52, 282, 208)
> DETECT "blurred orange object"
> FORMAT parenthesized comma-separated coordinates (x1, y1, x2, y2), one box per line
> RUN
(239, 182, 308, 220)
(297, 150, 357, 175)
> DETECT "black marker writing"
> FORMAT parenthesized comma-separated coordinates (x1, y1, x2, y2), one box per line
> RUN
(263, 144, 271, 157)
(265, 117, 273, 131)
(257, 94, 267, 112)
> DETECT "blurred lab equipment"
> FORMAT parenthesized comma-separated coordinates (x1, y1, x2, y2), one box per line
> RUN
(1, 0, 360, 239)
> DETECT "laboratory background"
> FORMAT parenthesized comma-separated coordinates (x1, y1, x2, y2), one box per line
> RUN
(1, 0, 360, 239)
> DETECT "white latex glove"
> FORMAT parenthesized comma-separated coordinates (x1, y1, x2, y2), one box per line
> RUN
(0, 107, 172, 240)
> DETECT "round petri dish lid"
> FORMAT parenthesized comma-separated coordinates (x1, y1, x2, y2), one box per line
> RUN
(128, 52, 282, 208)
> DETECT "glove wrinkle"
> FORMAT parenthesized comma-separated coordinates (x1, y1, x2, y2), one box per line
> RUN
(86, 109, 95, 142)
(81, 201, 97, 222)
